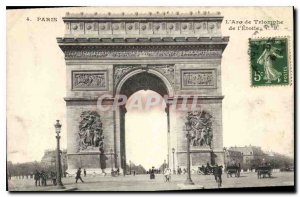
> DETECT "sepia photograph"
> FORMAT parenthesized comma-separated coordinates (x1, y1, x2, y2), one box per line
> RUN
(6, 6, 295, 192)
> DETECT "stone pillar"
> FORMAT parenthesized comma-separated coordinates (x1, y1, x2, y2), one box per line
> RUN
(118, 105, 127, 174)
(168, 98, 179, 172)
(167, 96, 224, 171)
(165, 104, 170, 167)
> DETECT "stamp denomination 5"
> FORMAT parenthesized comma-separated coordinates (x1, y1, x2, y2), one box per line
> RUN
(249, 37, 290, 86)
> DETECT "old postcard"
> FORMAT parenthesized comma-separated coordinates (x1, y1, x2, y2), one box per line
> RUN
(6, 7, 294, 191)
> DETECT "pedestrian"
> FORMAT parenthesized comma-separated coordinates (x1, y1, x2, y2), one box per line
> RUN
(150, 167, 155, 179)
(218, 165, 223, 187)
(34, 170, 40, 187)
(100, 148, 108, 176)
(213, 164, 223, 188)
(84, 169, 87, 177)
(237, 163, 241, 177)
(50, 171, 57, 186)
(133, 170, 136, 176)
(177, 166, 181, 175)
(75, 167, 84, 183)
(163, 167, 172, 182)
(40, 170, 47, 186)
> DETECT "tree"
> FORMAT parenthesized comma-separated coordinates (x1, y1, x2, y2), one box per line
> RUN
(125, 162, 146, 174)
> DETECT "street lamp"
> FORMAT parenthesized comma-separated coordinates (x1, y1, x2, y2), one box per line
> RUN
(122, 155, 126, 176)
(223, 147, 227, 169)
(184, 119, 194, 185)
(54, 120, 65, 189)
(129, 160, 132, 175)
(110, 148, 114, 172)
(172, 148, 175, 174)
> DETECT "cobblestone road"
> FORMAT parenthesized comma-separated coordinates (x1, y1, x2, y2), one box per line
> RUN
(8, 171, 294, 191)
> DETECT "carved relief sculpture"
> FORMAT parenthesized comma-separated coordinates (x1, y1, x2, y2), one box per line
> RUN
(151, 65, 175, 84)
(114, 64, 175, 86)
(114, 65, 135, 84)
(181, 69, 217, 89)
(61, 45, 223, 60)
(78, 111, 104, 152)
(72, 71, 108, 90)
(186, 111, 213, 148)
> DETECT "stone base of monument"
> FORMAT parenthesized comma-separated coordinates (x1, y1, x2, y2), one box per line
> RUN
(177, 183, 204, 190)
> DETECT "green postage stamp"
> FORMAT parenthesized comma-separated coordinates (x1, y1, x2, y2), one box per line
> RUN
(249, 37, 290, 86)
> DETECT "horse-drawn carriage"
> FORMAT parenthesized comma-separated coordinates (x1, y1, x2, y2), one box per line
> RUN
(197, 165, 214, 175)
(111, 169, 120, 177)
(197, 165, 223, 188)
(257, 165, 272, 179)
(226, 165, 240, 178)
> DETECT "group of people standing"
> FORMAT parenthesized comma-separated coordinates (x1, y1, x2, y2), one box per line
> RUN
(148, 166, 172, 182)
(176, 166, 186, 175)
(33, 167, 87, 185)
(34, 170, 56, 187)
(33, 164, 224, 187)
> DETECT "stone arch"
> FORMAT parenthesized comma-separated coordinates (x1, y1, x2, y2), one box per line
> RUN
(115, 67, 173, 173)
(115, 67, 174, 98)
(58, 12, 229, 174)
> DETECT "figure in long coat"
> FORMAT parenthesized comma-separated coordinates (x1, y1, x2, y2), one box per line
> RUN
(150, 167, 155, 179)
(100, 149, 108, 175)
(34, 170, 40, 187)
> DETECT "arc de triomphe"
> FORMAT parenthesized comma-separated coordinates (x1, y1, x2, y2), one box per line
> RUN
(57, 11, 229, 174)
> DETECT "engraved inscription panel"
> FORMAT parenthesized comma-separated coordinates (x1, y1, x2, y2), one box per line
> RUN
(181, 69, 217, 89)
(72, 70, 108, 90)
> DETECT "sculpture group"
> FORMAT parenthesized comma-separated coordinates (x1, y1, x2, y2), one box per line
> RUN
(187, 111, 213, 148)
(78, 111, 104, 151)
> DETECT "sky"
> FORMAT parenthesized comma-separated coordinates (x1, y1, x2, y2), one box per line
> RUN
(125, 90, 168, 169)
(7, 7, 294, 167)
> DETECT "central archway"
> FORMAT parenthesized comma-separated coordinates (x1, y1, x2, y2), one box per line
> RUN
(115, 68, 174, 97)
(125, 90, 168, 172)
(115, 68, 173, 174)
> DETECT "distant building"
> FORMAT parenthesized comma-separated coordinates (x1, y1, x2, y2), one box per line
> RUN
(225, 150, 243, 166)
(41, 149, 67, 172)
(228, 145, 266, 168)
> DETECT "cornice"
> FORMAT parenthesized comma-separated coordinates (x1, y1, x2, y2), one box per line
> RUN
(64, 95, 224, 102)
(62, 12, 225, 37)
(63, 11, 223, 21)
(57, 36, 229, 45)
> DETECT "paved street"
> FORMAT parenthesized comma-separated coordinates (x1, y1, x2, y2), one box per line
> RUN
(8, 172, 294, 191)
